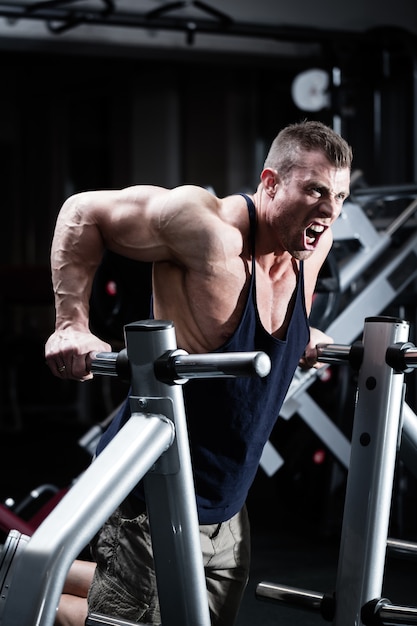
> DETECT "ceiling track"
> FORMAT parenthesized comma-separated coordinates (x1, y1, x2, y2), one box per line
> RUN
(0, 0, 366, 45)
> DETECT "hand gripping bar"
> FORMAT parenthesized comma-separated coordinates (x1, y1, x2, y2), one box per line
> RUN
(91, 348, 271, 384)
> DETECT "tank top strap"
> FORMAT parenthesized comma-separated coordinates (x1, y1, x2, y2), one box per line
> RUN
(237, 193, 256, 259)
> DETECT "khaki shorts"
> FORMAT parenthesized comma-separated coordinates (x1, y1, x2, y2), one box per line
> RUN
(88, 496, 250, 626)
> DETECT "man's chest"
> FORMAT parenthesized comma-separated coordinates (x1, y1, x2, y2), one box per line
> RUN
(255, 262, 299, 337)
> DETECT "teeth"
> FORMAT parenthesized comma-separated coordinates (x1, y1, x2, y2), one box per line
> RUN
(305, 224, 324, 246)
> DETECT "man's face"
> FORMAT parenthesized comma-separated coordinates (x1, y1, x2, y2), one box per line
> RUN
(268, 151, 350, 260)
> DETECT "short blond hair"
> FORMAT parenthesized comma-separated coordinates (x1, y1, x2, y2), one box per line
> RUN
(264, 120, 353, 180)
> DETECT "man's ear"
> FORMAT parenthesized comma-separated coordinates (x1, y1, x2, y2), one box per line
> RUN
(260, 168, 279, 197)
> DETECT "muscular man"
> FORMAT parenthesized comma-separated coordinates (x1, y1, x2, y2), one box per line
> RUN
(46, 120, 352, 625)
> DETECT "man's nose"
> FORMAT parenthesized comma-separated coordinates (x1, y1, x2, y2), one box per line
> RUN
(319, 197, 341, 221)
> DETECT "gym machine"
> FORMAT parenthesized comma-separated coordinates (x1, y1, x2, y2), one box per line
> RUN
(0, 319, 271, 626)
(2, 316, 417, 625)
(256, 315, 417, 625)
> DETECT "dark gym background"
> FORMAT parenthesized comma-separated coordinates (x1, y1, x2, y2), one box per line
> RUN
(0, 2, 416, 624)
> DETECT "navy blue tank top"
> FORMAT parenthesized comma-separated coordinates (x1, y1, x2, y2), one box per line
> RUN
(96, 194, 310, 524)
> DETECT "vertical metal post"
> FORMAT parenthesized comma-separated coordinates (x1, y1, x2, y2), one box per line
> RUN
(333, 316, 409, 625)
(124, 320, 210, 626)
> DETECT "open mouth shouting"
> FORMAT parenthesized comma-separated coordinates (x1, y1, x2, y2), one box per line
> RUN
(304, 223, 325, 250)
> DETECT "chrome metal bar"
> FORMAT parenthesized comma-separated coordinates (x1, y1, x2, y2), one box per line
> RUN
(404, 347, 417, 368)
(377, 603, 417, 625)
(91, 351, 119, 376)
(256, 582, 324, 611)
(168, 351, 271, 379)
(316, 343, 351, 364)
(385, 197, 417, 238)
(92, 348, 271, 383)
(387, 537, 417, 559)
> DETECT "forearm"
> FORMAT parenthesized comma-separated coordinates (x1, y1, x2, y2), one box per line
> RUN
(51, 195, 104, 332)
